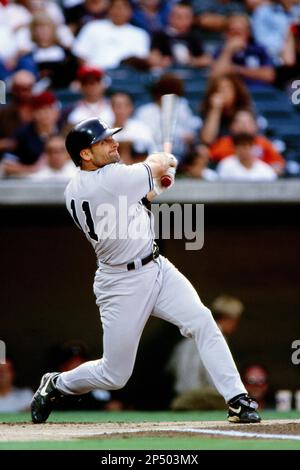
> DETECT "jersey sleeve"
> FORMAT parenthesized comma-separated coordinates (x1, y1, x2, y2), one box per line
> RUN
(102, 162, 154, 202)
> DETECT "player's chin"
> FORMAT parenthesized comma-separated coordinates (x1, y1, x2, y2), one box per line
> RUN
(111, 151, 120, 162)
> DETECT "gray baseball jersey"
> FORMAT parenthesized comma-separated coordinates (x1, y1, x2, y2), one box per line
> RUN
(65, 162, 154, 265)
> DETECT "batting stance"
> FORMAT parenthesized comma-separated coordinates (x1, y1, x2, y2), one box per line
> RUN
(31, 118, 261, 424)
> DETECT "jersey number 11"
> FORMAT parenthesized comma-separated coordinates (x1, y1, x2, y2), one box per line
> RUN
(70, 199, 98, 242)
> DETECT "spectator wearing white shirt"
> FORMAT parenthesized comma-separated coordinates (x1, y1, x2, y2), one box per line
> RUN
(66, 65, 114, 126)
(0, 2, 27, 79)
(21, 0, 66, 25)
(247, 0, 300, 65)
(15, 0, 74, 51)
(72, 0, 150, 69)
(110, 92, 155, 164)
(0, 358, 33, 413)
(27, 134, 76, 181)
(0, 1, 32, 32)
(16, 13, 78, 88)
(217, 133, 277, 181)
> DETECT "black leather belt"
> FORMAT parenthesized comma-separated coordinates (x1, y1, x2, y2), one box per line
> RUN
(127, 243, 159, 271)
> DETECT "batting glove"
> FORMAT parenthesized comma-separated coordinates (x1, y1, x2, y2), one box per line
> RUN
(147, 152, 178, 168)
(153, 167, 176, 196)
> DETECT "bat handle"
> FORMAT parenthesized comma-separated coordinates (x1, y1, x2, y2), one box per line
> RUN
(163, 142, 172, 153)
(160, 142, 174, 187)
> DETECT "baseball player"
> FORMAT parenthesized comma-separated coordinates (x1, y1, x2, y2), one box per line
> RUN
(31, 118, 261, 424)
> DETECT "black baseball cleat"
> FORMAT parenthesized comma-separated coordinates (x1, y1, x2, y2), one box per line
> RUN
(227, 394, 261, 423)
(31, 372, 64, 424)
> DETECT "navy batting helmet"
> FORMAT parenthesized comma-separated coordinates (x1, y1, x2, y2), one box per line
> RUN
(65, 118, 122, 166)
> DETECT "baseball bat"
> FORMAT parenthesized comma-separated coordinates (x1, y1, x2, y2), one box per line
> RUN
(160, 93, 179, 187)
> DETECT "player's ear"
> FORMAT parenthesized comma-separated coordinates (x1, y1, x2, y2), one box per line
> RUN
(80, 148, 91, 162)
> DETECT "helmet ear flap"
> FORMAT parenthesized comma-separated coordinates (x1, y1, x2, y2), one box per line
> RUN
(65, 128, 84, 166)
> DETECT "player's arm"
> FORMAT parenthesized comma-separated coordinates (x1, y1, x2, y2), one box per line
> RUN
(102, 152, 177, 203)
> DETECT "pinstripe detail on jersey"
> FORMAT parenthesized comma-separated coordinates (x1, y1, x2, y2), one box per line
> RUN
(143, 163, 154, 191)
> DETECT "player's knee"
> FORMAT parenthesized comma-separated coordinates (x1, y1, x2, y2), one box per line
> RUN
(109, 374, 131, 390)
(201, 306, 214, 323)
(190, 306, 216, 336)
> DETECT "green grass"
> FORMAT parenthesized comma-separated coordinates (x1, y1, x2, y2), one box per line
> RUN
(0, 438, 300, 451)
(0, 410, 225, 424)
(0, 410, 299, 450)
(1, 409, 299, 424)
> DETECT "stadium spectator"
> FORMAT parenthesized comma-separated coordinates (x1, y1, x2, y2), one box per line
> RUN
(26, 134, 76, 181)
(0, 70, 35, 158)
(200, 74, 253, 145)
(2, 91, 61, 177)
(0, 2, 22, 80)
(136, 73, 201, 160)
(149, 1, 212, 70)
(17, 0, 66, 26)
(131, 0, 173, 34)
(168, 295, 244, 410)
(242, 364, 273, 410)
(192, 0, 245, 32)
(217, 133, 277, 181)
(275, 18, 300, 87)
(16, 13, 78, 88)
(247, 0, 300, 65)
(128, 141, 150, 164)
(0, 0, 31, 32)
(63, 0, 109, 36)
(65, 65, 114, 126)
(212, 13, 275, 87)
(179, 145, 218, 181)
(0, 0, 39, 69)
(110, 92, 155, 165)
(72, 0, 150, 70)
(15, 0, 74, 50)
(0, 358, 33, 412)
(209, 110, 285, 174)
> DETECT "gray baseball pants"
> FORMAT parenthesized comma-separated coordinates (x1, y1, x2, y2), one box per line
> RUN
(56, 256, 247, 402)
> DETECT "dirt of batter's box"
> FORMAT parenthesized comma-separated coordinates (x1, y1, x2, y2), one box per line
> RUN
(0, 420, 299, 442)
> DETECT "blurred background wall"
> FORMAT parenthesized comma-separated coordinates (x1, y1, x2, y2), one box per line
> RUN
(1, 203, 299, 409)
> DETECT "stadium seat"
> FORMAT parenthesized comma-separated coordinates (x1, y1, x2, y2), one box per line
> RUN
(56, 90, 81, 105)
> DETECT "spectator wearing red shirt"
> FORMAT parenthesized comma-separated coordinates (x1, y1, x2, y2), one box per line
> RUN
(217, 133, 277, 181)
(209, 109, 285, 175)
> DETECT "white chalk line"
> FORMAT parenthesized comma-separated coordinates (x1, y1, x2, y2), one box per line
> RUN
(91, 427, 300, 442)
(169, 428, 300, 442)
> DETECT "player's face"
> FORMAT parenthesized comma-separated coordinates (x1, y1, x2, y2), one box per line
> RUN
(90, 136, 120, 167)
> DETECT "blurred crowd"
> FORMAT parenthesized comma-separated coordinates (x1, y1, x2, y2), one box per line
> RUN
(0, 0, 300, 180)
